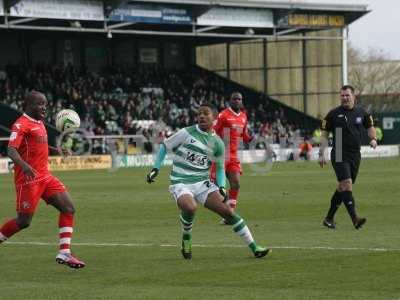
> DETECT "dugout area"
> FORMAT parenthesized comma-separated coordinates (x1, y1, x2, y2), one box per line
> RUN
(0, 0, 368, 121)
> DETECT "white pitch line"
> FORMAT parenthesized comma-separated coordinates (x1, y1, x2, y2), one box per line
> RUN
(4, 241, 400, 252)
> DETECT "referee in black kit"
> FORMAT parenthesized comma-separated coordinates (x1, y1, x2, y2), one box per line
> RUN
(319, 85, 377, 229)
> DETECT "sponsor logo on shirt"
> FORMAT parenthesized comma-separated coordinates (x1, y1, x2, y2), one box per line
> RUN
(232, 124, 243, 130)
(186, 151, 208, 166)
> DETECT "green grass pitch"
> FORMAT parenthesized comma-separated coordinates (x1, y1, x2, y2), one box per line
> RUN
(1, 157, 399, 300)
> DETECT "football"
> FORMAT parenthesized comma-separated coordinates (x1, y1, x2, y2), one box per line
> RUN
(55, 109, 81, 131)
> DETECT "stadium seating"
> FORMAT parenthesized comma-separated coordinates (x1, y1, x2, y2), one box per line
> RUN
(0, 63, 312, 149)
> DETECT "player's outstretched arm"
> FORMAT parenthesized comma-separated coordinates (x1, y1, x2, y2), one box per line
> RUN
(216, 166, 227, 202)
(147, 129, 187, 183)
(215, 160, 226, 189)
(146, 143, 167, 183)
(7, 146, 37, 180)
(214, 140, 227, 201)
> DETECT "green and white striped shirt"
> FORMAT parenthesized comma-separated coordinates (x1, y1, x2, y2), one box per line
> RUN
(164, 125, 225, 185)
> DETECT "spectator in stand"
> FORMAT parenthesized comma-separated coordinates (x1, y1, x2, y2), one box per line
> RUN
(1, 63, 305, 150)
(299, 137, 313, 161)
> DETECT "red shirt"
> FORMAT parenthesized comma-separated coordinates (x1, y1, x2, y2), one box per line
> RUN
(8, 113, 50, 185)
(214, 107, 252, 162)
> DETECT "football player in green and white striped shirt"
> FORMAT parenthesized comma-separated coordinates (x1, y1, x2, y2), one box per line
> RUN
(146, 103, 270, 259)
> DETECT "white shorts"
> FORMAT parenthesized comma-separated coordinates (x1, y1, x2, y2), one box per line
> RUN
(169, 180, 219, 205)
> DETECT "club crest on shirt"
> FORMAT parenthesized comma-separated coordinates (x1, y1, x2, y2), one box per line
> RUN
(22, 201, 31, 209)
(232, 124, 243, 131)
(356, 117, 362, 124)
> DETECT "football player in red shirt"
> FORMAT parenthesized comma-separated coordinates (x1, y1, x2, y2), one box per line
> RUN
(0, 91, 85, 269)
(213, 92, 253, 224)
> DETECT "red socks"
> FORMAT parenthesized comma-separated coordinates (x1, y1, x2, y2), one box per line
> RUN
(0, 219, 21, 241)
(0, 214, 75, 253)
(58, 213, 74, 254)
(228, 189, 239, 209)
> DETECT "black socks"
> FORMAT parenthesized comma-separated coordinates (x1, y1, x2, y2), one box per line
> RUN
(326, 190, 342, 220)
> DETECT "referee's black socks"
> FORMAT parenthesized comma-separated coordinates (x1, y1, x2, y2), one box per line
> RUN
(341, 191, 357, 220)
(326, 190, 342, 220)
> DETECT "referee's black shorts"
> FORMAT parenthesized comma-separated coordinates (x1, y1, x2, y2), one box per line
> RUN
(331, 151, 361, 183)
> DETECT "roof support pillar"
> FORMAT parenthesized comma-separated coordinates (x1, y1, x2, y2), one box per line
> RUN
(226, 41, 230, 80)
(263, 38, 267, 95)
(302, 32, 308, 115)
(342, 26, 348, 85)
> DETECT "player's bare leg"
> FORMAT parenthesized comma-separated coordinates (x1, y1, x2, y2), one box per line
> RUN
(205, 191, 270, 258)
(0, 213, 33, 243)
(220, 171, 240, 225)
(48, 191, 85, 269)
(176, 194, 197, 259)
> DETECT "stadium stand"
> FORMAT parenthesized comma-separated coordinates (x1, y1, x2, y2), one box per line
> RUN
(0, 63, 315, 152)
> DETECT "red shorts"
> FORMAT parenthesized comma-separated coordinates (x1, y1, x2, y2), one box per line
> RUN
(210, 160, 242, 182)
(15, 175, 67, 214)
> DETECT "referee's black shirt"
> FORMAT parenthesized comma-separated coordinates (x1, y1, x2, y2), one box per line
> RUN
(321, 105, 373, 155)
